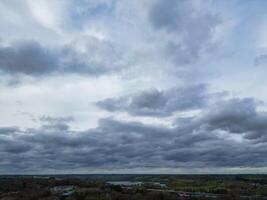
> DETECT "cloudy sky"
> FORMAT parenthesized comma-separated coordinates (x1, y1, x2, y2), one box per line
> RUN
(1, 0, 267, 174)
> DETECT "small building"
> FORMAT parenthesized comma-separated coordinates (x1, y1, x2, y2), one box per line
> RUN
(50, 185, 75, 198)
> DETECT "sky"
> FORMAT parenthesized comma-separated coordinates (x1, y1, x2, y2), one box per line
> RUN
(1, 0, 267, 174)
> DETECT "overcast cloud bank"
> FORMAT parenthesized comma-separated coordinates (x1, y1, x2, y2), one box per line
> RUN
(0, 0, 267, 173)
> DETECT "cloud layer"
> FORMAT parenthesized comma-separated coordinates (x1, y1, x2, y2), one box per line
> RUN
(96, 84, 225, 117)
(0, 0, 267, 173)
(1, 95, 267, 173)
(149, 0, 220, 64)
(0, 38, 127, 76)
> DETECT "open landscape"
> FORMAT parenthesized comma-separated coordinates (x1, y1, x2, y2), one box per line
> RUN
(1, 175, 267, 200)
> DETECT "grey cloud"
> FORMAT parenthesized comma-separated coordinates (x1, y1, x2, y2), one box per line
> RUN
(96, 84, 220, 117)
(0, 41, 57, 75)
(39, 116, 74, 123)
(180, 98, 267, 142)
(0, 127, 19, 135)
(207, 98, 267, 140)
(39, 116, 74, 131)
(67, 0, 114, 29)
(254, 54, 267, 66)
(0, 112, 267, 173)
(149, 0, 220, 64)
(0, 37, 125, 76)
(201, 98, 259, 133)
(0, 131, 31, 154)
(0, 141, 31, 154)
(1, 90, 266, 173)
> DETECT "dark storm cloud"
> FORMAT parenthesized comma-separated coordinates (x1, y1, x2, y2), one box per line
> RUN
(0, 128, 31, 154)
(174, 98, 267, 143)
(96, 84, 224, 117)
(198, 98, 267, 141)
(0, 127, 20, 135)
(149, 0, 220, 64)
(1, 105, 267, 173)
(0, 38, 124, 76)
(0, 41, 57, 75)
